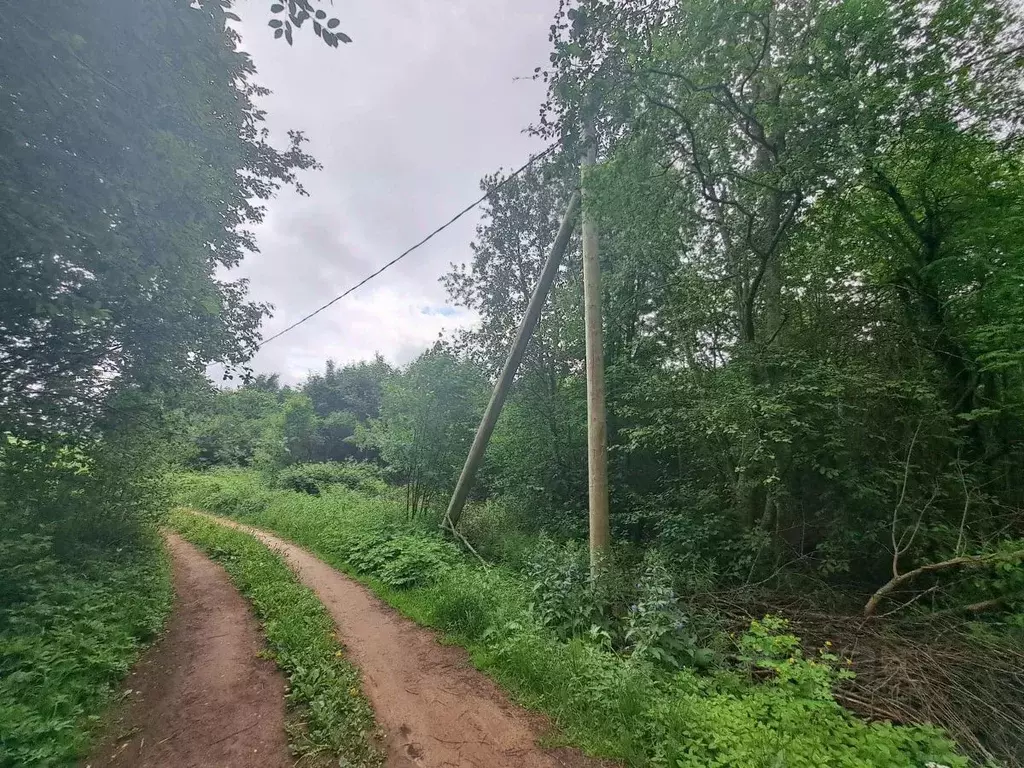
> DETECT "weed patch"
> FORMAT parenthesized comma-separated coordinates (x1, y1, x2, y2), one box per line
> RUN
(0, 546, 172, 767)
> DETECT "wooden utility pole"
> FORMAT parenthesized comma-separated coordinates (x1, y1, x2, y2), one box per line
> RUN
(444, 190, 582, 531)
(582, 117, 610, 574)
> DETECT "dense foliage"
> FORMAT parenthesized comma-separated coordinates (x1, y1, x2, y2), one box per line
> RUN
(0, 550, 171, 767)
(178, 2, 1024, 761)
(182, 360, 394, 471)
(198, 0, 1024, 609)
(0, 1, 313, 437)
(7, 0, 1024, 764)
(182, 352, 490, 515)
(0, 0, 315, 548)
(0, 0, 313, 548)
(494, 0, 1024, 593)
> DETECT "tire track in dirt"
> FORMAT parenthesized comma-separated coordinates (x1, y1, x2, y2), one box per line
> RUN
(200, 513, 606, 768)
(85, 534, 291, 768)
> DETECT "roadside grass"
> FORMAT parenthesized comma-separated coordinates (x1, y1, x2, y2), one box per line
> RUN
(175, 469, 968, 768)
(0, 544, 172, 768)
(169, 509, 382, 768)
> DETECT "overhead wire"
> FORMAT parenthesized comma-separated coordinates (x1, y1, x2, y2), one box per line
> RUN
(256, 142, 558, 349)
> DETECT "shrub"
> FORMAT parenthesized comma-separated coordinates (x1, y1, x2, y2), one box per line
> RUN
(1, 432, 166, 557)
(524, 538, 716, 670)
(625, 552, 714, 670)
(346, 532, 458, 588)
(276, 461, 387, 497)
(525, 536, 608, 639)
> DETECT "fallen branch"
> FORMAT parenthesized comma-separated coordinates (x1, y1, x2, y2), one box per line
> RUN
(920, 597, 1010, 622)
(864, 549, 1024, 617)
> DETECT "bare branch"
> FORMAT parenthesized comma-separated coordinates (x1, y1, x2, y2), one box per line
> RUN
(891, 420, 923, 578)
(864, 549, 1024, 617)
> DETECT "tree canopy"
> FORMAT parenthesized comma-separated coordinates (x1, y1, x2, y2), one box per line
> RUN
(0, 0, 317, 438)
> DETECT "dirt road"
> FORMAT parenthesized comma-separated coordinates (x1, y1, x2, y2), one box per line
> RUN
(85, 534, 291, 768)
(204, 514, 602, 768)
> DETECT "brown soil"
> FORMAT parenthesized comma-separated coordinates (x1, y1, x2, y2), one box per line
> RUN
(85, 533, 291, 768)
(204, 514, 607, 768)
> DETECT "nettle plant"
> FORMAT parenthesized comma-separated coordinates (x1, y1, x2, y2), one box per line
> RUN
(625, 554, 715, 670)
(526, 538, 715, 670)
(526, 537, 604, 639)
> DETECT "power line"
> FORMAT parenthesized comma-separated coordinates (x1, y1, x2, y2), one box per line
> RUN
(257, 142, 558, 350)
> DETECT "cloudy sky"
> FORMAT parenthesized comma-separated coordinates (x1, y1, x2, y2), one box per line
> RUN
(232, 0, 558, 383)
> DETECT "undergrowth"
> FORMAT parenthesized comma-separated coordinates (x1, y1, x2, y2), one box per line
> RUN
(175, 468, 969, 768)
(0, 543, 172, 767)
(169, 510, 382, 767)
(275, 462, 388, 497)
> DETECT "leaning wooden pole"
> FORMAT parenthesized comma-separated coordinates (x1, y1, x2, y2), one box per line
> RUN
(444, 190, 582, 531)
(582, 118, 610, 575)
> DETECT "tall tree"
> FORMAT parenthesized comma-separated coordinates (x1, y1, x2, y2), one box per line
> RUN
(455, 0, 1024, 572)
(303, 356, 394, 422)
(0, 0, 317, 437)
(363, 349, 488, 517)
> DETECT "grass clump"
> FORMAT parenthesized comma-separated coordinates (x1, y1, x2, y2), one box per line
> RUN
(175, 469, 967, 768)
(170, 509, 382, 767)
(0, 542, 172, 768)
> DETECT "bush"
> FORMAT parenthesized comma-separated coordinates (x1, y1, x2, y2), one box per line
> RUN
(525, 536, 610, 639)
(346, 532, 458, 588)
(524, 538, 717, 670)
(624, 553, 715, 670)
(275, 461, 387, 497)
(1, 432, 166, 557)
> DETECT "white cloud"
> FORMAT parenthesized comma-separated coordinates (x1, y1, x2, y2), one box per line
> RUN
(264, 286, 478, 384)
(225, 0, 558, 382)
